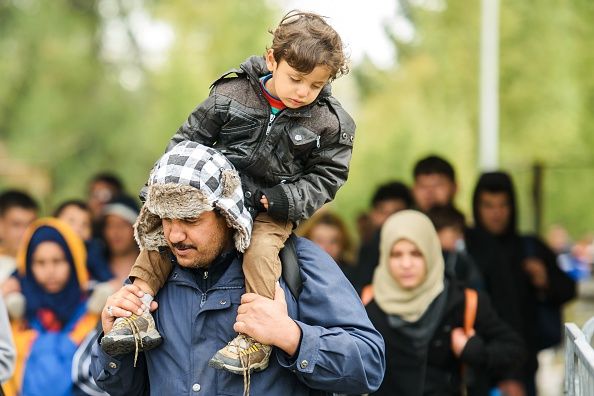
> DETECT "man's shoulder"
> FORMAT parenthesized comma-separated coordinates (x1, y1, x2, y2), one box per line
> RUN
(294, 236, 326, 258)
(293, 236, 345, 276)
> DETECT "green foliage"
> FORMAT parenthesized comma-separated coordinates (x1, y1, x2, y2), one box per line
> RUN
(0, 0, 276, 211)
(332, 0, 594, 240)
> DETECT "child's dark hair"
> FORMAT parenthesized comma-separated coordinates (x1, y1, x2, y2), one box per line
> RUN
(269, 10, 349, 80)
(0, 189, 39, 216)
(53, 199, 91, 217)
(371, 181, 413, 209)
(427, 205, 466, 232)
(413, 155, 456, 182)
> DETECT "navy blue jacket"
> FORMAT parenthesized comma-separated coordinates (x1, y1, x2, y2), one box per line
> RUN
(91, 237, 385, 395)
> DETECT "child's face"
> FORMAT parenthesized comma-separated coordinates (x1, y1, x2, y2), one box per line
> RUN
(265, 49, 331, 109)
(31, 241, 71, 294)
(58, 205, 92, 241)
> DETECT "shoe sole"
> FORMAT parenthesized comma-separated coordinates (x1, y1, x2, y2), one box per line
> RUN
(208, 356, 269, 375)
(101, 329, 163, 356)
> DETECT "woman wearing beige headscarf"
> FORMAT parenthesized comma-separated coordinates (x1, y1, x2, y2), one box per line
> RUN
(366, 210, 525, 396)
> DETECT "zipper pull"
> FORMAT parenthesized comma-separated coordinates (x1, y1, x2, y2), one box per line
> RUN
(316, 135, 321, 148)
(266, 113, 275, 136)
(203, 271, 208, 280)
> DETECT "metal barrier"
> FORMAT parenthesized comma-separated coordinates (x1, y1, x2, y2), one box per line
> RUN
(564, 317, 594, 395)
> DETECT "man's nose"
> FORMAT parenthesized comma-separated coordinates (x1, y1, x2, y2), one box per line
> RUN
(168, 221, 186, 243)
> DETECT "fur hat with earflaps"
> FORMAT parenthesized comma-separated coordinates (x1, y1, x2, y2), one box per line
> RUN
(134, 141, 252, 252)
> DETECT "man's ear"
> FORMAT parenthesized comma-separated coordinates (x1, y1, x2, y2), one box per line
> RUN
(265, 49, 277, 73)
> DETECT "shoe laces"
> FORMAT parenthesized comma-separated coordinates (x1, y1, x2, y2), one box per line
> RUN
(122, 315, 144, 367)
(228, 334, 251, 396)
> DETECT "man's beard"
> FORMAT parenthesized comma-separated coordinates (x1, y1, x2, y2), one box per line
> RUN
(172, 222, 231, 269)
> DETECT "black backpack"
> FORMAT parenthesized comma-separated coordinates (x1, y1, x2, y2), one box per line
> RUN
(280, 233, 303, 299)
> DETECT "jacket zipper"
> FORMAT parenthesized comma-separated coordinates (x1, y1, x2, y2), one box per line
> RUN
(266, 113, 276, 136)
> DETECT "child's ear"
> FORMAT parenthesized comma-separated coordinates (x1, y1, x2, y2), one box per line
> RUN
(265, 49, 277, 72)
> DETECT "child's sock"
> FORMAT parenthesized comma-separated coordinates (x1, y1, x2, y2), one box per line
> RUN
(141, 293, 153, 313)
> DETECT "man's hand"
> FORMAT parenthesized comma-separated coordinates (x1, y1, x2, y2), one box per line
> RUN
(101, 284, 158, 333)
(523, 258, 548, 289)
(450, 327, 475, 357)
(234, 283, 301, 356)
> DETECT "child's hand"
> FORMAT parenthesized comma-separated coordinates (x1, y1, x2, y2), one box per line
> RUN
(260, 195, 269, 210)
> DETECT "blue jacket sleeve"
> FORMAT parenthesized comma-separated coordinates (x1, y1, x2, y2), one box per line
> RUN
(277, 238, 385, 394)
(90, 337, 149, 396)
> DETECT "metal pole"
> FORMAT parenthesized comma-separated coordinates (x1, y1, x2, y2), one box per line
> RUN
(478, 0, 500, 171)
(531, 162, 544, 235)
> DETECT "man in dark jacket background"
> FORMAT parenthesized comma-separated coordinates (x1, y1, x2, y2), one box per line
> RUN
(465, 171, 576, 396)
(91, 142, 385, 396)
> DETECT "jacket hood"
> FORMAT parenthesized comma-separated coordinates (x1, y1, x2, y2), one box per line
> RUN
(239, 56, 332, 99)
(472, 171, 518, 236)
(135, 141, 252, 252)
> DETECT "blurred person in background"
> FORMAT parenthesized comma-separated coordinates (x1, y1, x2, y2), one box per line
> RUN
(0, 190, 38, 290)
(427, 205, 484, 291)
(83, 195, 140, 315)
(356, 212, 375, 246)
(545, 225, 571, 255)
(0, 191, 39, 321)
(556, 235, 593, 281)
(54, 200, 113, 287)
(298, 210, 357, 286)
(355, 181, 413, 294)
(465, 171, 576, 396)
(3, 218, 98, 396)
(366, 210, 524, 396)
(0, 294, 16, 387)
(101, 195, 139, 273)
(412, 155, 458, 213)
(87, 173, 124, 239)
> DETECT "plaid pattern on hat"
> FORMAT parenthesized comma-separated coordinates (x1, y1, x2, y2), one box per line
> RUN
(134, 141, 252, 252)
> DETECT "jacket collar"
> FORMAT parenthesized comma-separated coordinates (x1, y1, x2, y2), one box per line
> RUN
(168, 250, 244, 292)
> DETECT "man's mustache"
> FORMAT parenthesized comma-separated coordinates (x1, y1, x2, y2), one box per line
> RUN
(172, 242, 197, 250)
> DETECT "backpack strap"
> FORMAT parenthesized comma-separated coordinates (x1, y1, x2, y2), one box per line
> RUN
(280, 233, 302, 299)
(464, 288, 478, 335)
